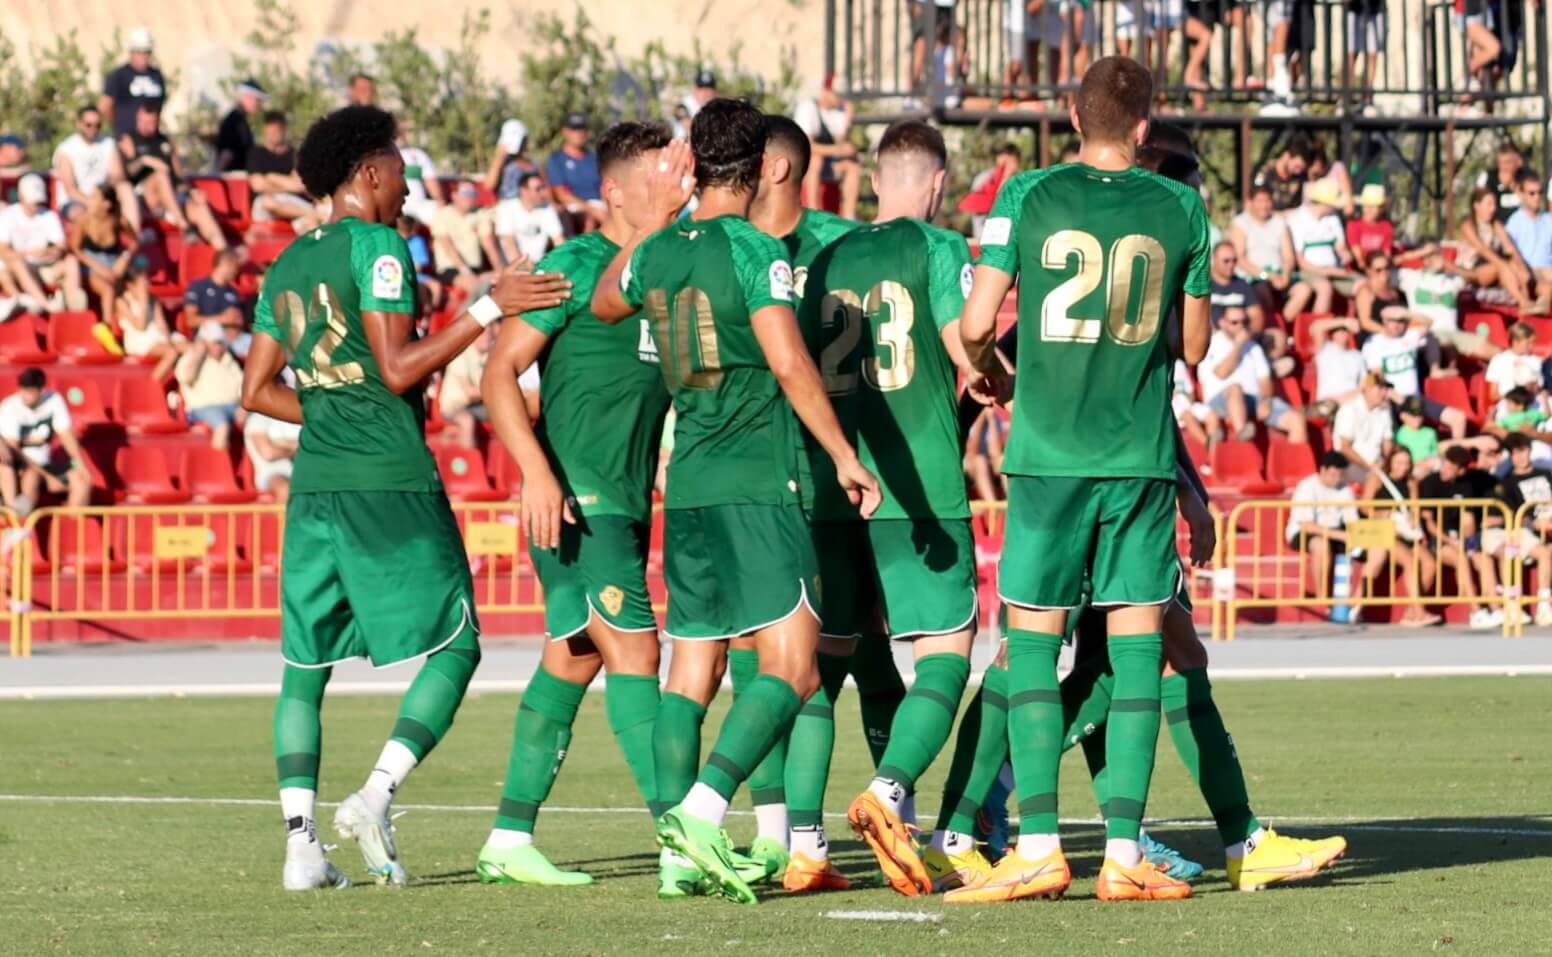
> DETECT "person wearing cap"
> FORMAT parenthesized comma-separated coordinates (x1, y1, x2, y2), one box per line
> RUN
(485, 118, 542, 204)
(100, 28, 166, 139)
(495, 171, 565, 266)
(1283, 176, 1355, 318)
(121, 104, 228, 251)
(1332, 373, 1396, 484)
(545, 113, 605, 231)
(397, 120, 445, 226)
(0, 173, 85, 314)
(52, 105, 139, 232)
(177, 319, 245, 450)
(431, 181, 497, 295)
(0, 367, 93, 515)
(793, 77, 862, 220)
(247, 111, 320, 233)
(215, 79, 270, 173)
(1345, 184, 1397, 272)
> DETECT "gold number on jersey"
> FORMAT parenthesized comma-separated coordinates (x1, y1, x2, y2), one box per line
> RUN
(275, 285, 364, 388)
(819, 281, 918, 395)
(1040, 230, 1166, 347)
(819, 289, 863, 394)
(645, 286, 722, 391)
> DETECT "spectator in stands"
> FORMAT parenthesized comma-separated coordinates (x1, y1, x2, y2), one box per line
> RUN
(0, 368, 92, 515)
(793, 79, 863, 221)
(183, 248, 246, 354)
(116, 258, 180, 381)
(0, 174, 86, 314)
(958, 142, 1020, 237)
(1346, 0, 1386, 112)
(1486, 322, 1542, 414)
(1459, 186, 1537, 312)
(438, 326, 496, 449)
(1477, 432, 1552, 624)
(397, 120, 444, 226)
(177, 320, 244, 450)
(1306, 143, 1355, 218)
(1284, 177, 1355, 320)
(247, 111, 319, 235)
(52, 106, 139, 233)
(1287, 451, 1371, 601)
(1229, 185, 1296, 311)
(1346, 184, 1396, 271)
(1209, 240, 1263, 326)
(1458, 0, 1503, 97)
(963, 406, 1007, 502)
(910, 2, 959, 93)
(1488, 385, 1548, 441)
(1505, 170, 1552, 309)
(1479, 141, 1525, 223)
(1397, 251, 1499, 364)
(214, 80, 269, 173)
(684, 69, 718, 122)
(1334, 373, 1395, 482)
(1200, 305, 1309, 444)
(431, 183, 497, 296)
(486, 119, 540, 208)
(1394, 395, 1441, 474)
(0, 135, 28, 176)
(69, 185, 134, 324)
(545, 113, 605, 232)
(1359, 445, 1442, 624)
(100, 29, 166, 139)
(496, 172, 564, 267)
(1419, 444, 1496, 626)
(1354, 252, 1411, 334)
(243, 402, 300, 503)
(121, 105, 227, 251)
(1364, 305, 1471, 438)
(348, 73, 377, 107)
(1308, 315, 1366, 417)
(395, 216, 439, 308)
(1253, 132, 1313, 211)
(1172, 357, 1223, 447)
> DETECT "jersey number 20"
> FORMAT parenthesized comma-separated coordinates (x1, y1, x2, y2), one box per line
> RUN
(1039, 230, 1166, 346)
(818, 281, 916, 395)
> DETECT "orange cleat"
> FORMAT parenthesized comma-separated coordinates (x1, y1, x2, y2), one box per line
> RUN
(1095, 857, 1194, 901)
(942, 847, 1071, 904)
(847, 790, 932, 897)
(782, 852, 852, 892)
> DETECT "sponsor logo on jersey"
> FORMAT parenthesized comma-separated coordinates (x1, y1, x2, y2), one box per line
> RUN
(960, 263, 975, 298)
(638, 319, 660, 363)
(371, 254, 404, 300)
(599, 585, 625, 617)
(980, 217, 1012, 246)
(770, 261, 794, 301)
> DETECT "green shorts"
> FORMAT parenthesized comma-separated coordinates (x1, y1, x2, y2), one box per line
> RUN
(999, 475, 1180, 610)
(814, 519, 979, 640)
(281, 491, 479, 669)
(663, 503, 818, 640)
(529, 514, 657, 641)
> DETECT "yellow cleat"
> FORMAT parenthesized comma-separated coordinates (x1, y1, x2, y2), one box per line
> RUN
(782, 852, 852, 893)
(942, 847, 1070, 904)
(923, 843, 993, 893)
(1226, 828, 1348, 892)
(1095, 857, 1193, 901)
(847, 791, 933, 897)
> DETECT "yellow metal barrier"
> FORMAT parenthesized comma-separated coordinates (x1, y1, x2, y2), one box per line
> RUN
(452, 502, 545, 616)
(1223, 498, 1517, 640)
(1508, 502, 1552, 638)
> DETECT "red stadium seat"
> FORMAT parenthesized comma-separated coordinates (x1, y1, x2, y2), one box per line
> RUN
(41, 515, 122, 574)
(181, 447, 257, 504)
(1467, 371, 1491, 421)
(1267, 440, 1317, 487)
(116, 446, 191, 504)
(48, 311, 121, 364)
(486, 441, 523, 498)
(0, 316, 56, 363)
(248, 238, 292, 267)
(1210, 440, 1270, 489)
(1462, 312, 1509, 349)
(56, 376, 113, 431)
(1276, 374, 1305, 408)
(1183, 434, 1209, 474)
(115, 378, 186, 434)
(248, 219, 295, 241)
(1292, 312, 1332, 360)
(179, 242, 218, 287)
(434, 446, 506, 501)
(1424, 376, 1476, 423)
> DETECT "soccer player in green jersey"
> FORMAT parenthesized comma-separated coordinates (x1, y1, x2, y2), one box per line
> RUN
(241, 106, 571, 890)
(591, 99, 880, 905)
(958, 56, 1212, 902)
(474, 122, 675, 888)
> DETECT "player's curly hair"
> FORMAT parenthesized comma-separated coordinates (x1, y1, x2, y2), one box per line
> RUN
(690, 98, 767, 193)
(297, 105, 398, 200)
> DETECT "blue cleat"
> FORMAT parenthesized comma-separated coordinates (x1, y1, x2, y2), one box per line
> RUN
(974, 762, 1012, 863)
(1141, 830, 1204, 882)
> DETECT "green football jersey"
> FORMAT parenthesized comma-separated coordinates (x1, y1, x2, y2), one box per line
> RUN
(978, 164, 1210, 481)
(621, 214, 801, 510)
(521, 231, 671, 523)
(252, 217, 439, 494)
(782, 208, 860, 297)
(799, 218, 973, 521)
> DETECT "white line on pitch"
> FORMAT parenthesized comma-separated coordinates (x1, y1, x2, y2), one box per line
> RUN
(823, 911, 941, 922)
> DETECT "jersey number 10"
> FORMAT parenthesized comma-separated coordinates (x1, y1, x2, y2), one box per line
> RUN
(818, 280, 916, 395)
(645, 287, 723, 391)
(1039, 230, 1167, 346)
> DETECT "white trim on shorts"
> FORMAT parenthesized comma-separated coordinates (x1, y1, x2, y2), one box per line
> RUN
(889, 591, 981, 641)
(1090, 564, 1184, 608)
(662, 579, 818, 642)
(281, 598, 478, 670)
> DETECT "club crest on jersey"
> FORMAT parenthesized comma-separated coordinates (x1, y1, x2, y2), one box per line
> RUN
(371, 255, 403, 300)
(960, 263, 975, 298)
(599, 585, 625, 617)
(769, 261, 794, 301)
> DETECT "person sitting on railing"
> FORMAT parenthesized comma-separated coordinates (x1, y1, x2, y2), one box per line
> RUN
(1345, 0, 1387, 115)
(1418, 444, 1499, 628)
(0, 367, 93, 516)
(1360, 445, 1442, 626)
(1505, 170, 1552, 311)
(1287, 451, 1376, 602)
(1459, 186, 1538, 313)
(1456, 0, 1503, 105)
(1475, 432, 1552, 626)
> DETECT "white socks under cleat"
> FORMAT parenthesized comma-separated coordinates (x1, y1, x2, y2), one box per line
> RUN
(334, 791, 409, 886)
(282, 818, 350, 891)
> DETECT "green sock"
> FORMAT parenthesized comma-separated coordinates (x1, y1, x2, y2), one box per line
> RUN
(849, 634, 905, 767)
(606, 673, 662, 817)
(1163, 668, 1260, 845)
(653, 692, 706, 810)
(389, 630, 481, 761)
(1060, 662, 1114, 753)
(729, 648, 789, 810)
(1005, 629, 1065, 835)
(1082, 723, 1111, 816)
(274, 665, 330, 790)
(698, 675, 802, 800)
(876, 653, 971, 789)
(937, 664, 1010, 835)
(1104, 633, 1164, 841)
(493, 666, 588, 834)
(786, 651, 849, 828)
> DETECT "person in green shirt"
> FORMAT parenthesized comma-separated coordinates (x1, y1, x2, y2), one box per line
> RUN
(1396, 395, 1442, 469)
(241, 105, 570, 892)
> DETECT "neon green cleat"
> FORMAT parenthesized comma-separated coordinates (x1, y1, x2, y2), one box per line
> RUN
(657, 848, 707, 900)
(656, 806, 757, 905)
(745, 836, 790, 884)
(923, 842, 994, 893)
(476, 843, 593, 886)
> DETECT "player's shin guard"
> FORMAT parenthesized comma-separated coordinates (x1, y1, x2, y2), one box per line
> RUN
(493, 666, 588, 834)
(937, 664, 1010, 836)
(849, 634, 905, 767)
(605, 673, 663, 816)
(1104, 633, 1164, 842)
(653, 692, 706, 811)
(786, 652, 849, 832)
(696, 675, 802, 804)
(275, 665, 330, 792)
(1162, 668, 1260, 845)
(1005, 630, 1065, 838)
(389, 630, 482, 761)
(729, 648, 790, 821)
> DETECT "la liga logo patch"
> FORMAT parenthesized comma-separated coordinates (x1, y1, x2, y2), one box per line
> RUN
(769, 261, 794, 301)
(372, 254, 404, 300)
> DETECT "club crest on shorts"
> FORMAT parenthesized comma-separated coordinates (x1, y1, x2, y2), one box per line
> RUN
(599, 585, 625, 617)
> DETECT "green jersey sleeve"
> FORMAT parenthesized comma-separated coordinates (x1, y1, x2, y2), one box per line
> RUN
(923, 224, 974, 331)
(252, 282, 281, 342)
(1180, 190, 1212, 298)
(975, 170, 1042, 277)
(620, 238, 650, 310)
(350, 224, 416, 314)
(521, 245, 579, 337)
(729, 222, 795, 313)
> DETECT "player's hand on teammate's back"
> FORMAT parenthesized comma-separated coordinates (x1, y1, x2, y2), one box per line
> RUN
(491, 262, 572, 315)
(965, 363, 1012, 406)
(520, 466, 575, 551)
(645, 139, 696, 224)
(835, 454, 883, 519)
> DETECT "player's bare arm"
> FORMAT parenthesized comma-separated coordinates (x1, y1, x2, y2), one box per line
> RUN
(482, 318, 572, 550)
(941, 319, 1010, 405)
(593, 139, 695, 323)
(241, 333, 304, 424)
(1177, 464, 1216, 566)
(750, 303, 882, 518)
(959, 265, 1014, 375)
(1180, 293, 1210, 365)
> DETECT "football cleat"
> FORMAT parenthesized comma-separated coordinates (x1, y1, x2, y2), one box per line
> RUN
(1095, 857, 1193, 901)
(657, 847, 707, 900)
(942, 847, 1070, 904)
(1226, 828, 1348, 891)
(847, 790, 932, 897)
(282, 836, 350, 891)
(745, 836, 790, 884)
(656, 806, 757, 905)
(923, 842, 994, 893)
(476, 843, 593, 886)
(1140, 831, 1203, 881)
(975, 770, 1012, 863)
(782, 852, 852, 892)
(333, 791, 408, 886)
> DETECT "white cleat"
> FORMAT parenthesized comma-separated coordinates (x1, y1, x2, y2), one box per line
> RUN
(282, 837, 351, 891)
(333, 791, 409, 886)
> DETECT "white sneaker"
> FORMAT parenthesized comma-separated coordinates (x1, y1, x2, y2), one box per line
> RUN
(1469, 608, 1499, 630)
(0, 297, 16, 321)
(1258, 99, 1301, 118)
(15, 294, 40, 314)
(334, 791, 409, 885)
(1536, 604, 1552, 627)
(282, 834, 351, 891)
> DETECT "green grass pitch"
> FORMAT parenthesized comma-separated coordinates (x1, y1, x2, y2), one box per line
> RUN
(3, 676, 1549, 955)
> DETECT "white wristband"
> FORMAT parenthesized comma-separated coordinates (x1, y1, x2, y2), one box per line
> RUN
(467, 295, 503, 329)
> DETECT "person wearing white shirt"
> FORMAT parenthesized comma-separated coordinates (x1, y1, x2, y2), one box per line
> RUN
(1308, 316, 1366, 415)
(51, 105, 139, 231)
(1332, 374, 1395, 481)
(792, 81, 862, 220)
(1282, 178, 1355, 319)
(0, 367, 92, 513)
(397, 121, 444, 225)
(1362, 311, 1469, 438)
(1199, 307, 1308, 443)
(243, 408, 302, 503)
(1485, 321, 1543, 416)
(1172, 358, 1221, 446)
(1286, 452, 1375, 601)
(495, 172, 565, 266)
(0, 173, 86, 314)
